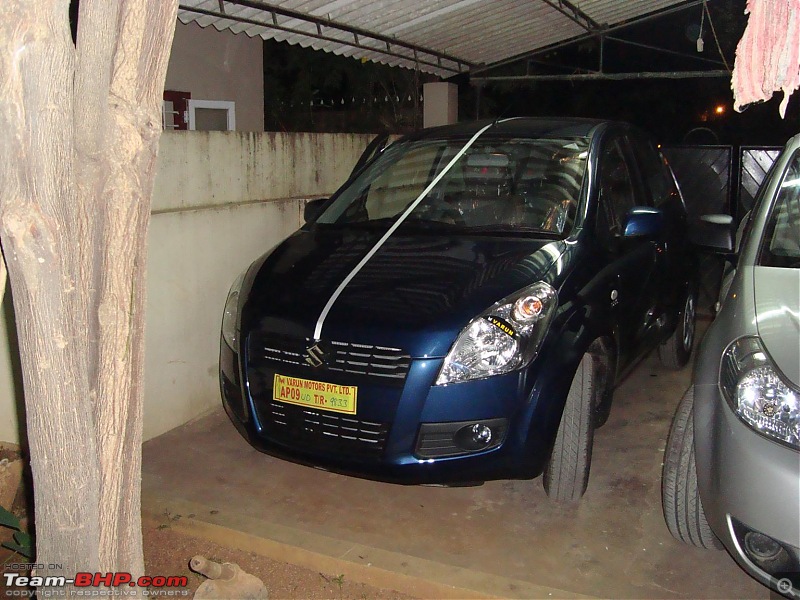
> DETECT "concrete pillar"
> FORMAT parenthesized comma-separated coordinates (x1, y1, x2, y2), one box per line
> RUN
(423, 82, 458, 128)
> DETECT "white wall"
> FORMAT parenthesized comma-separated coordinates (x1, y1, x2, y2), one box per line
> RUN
(0, 130, 376, 444)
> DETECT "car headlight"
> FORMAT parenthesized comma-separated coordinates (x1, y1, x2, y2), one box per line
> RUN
(436, 281, 557, 385)
(221, 272, 246, 350)
(720, 336, 800, 449)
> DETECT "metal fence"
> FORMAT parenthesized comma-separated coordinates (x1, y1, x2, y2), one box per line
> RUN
(738, 146, 782, 221)
(659, 145, 782, 314)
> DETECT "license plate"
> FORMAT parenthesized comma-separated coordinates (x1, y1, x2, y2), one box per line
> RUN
(272, 373, 357, 415)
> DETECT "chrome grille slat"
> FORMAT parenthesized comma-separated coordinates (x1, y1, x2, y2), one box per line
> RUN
(258, 401, 390, 457)
(250, 333, 411, 382)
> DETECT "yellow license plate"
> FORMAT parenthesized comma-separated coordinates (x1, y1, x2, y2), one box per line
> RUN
(272, 373, 358, 415)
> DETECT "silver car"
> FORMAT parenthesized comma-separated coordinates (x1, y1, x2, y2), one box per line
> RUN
(662, 134, 800, 598)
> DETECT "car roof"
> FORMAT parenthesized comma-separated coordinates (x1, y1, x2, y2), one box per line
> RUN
(401, 117, 616, 143)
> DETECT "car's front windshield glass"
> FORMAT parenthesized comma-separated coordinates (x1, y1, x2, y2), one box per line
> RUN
(760, 149, 800, 268)
(314, 136, 590, 237)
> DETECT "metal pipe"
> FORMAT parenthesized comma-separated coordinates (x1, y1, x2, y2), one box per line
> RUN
(217, 0, 474, 69)
(606, 36, 728, 67)
(471, 69, 731, 83)
(178, 4, 465, 74)
(536, 0, 600, 32)
(471, 0, 706, 75)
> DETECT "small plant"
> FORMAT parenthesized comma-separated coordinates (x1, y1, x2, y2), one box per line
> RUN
(0, 505, 33, 560)
(319, 573, 346, 600)
(157, 509, 182, 529)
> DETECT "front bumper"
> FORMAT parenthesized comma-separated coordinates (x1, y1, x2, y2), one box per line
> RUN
(694, 381, 800, 596)
(219, 335, 569, 483)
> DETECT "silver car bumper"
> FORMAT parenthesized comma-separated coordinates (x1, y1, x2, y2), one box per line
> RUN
(694, 380, 800, 594)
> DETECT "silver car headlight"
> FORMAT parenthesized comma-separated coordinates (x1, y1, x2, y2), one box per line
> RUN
(436, 281, 557, 385)
(221, 271, 246, 349)
(720, 336, 800, 449)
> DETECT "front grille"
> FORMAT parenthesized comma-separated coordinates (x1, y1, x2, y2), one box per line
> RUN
(260, 400, 390, 457)
(250, 333, 411, 383)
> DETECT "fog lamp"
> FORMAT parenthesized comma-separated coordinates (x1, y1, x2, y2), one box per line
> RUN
(744, 531, 783, 562)
(471, 423, 493, 446)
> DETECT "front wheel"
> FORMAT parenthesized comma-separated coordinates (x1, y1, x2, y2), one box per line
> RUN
(661, 386, 721, 549)
(543, 353, 596, 502)
(658, 289, 696, 369)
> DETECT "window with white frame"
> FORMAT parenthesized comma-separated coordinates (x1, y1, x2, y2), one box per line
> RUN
(187, 100, 236, 131)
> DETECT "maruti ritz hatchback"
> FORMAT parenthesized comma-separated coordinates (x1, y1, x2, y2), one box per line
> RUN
(220, 118, 695, 501)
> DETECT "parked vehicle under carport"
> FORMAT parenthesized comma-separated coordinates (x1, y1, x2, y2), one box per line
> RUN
(220, 117, 697, 501)
(662, 133, 800, 598)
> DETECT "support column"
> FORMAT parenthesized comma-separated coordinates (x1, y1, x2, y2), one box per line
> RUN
(423, 82, 458, 128)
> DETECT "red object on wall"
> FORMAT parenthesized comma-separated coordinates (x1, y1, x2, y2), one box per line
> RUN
(163, 90, 191, 130)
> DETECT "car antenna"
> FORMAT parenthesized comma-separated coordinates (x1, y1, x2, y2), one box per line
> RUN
(492, 105, 514, 125)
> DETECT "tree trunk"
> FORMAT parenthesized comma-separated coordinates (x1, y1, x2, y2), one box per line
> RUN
(0, 0, 178, 581)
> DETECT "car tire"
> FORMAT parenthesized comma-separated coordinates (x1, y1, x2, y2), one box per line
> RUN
(658, 289, 696, 370)
(543, 353, 595, 502)
(662, 386, 722, 549)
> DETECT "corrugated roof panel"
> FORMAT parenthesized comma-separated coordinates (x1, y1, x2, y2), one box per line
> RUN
(579, 0, 690, 27)
(177, 0, 691, 76)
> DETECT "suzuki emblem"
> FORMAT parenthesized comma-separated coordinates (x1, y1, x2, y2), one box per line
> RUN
(304, 342, 327, 368)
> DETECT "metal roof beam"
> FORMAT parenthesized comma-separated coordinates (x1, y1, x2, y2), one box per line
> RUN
(219, 0, 475, 71)
(179, 3, 468, 74)
(180, 4, 460, 74)
(606, 36, 728, 68)
(471, 0, 705, 75)
(471, 69, 730, 83)
(536, 0, 601, 32)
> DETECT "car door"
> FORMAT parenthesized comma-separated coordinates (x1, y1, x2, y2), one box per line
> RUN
(627, 131, 687, 318)
(594, 135, 660, 368)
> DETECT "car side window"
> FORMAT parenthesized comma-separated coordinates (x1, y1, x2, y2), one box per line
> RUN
(596, 140, 636, 249)
(630, 133, 672, 206)
(760, 149, 800, 267)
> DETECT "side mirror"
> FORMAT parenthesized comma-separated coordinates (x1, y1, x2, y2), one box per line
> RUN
(304, 198, 328, 223)
(689, 214, 734, 253)
(622, 206, 664, 240)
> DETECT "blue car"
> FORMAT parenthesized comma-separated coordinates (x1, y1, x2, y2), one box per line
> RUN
(220, 117, 695, 500)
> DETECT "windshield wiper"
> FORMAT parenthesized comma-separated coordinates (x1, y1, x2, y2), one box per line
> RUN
(463, 224, 563, 237)
(400, 216, 463, 231)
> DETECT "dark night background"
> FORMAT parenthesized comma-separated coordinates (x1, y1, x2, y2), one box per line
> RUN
(262, 0, 799, 147)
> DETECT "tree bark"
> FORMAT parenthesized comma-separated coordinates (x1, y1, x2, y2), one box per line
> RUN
(0, 0, 177, 580)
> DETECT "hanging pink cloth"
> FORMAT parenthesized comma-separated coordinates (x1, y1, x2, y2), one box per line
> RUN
(732, 0, 800, 117)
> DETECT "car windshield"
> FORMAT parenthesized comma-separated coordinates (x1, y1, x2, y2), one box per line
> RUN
(314, 136, 590, 237)
(760, 149, 800, 268)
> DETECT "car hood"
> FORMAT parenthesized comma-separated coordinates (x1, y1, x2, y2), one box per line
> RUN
(754, 266, 800, 386)
(241, 227, 566, 358)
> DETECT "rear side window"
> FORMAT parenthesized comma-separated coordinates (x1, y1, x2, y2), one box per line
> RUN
(630, 133, 674, 206)
(760, 149, 800, 268)
(596, 139, 636, 248)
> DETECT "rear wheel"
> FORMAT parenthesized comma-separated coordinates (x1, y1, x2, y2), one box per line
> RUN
(658, 289, 696, 369)
(662, 386, 721, 549)
(543, 353, 596, 502)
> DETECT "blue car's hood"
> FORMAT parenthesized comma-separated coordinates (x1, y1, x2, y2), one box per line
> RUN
(242, 227, 565, 358)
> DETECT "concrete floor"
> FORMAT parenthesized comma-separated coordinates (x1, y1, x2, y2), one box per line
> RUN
(142, 346, 768, 599)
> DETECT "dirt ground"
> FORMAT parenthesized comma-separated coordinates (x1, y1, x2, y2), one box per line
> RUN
(1, 452, 412, 600)
(0, 520, 413, 599)
(142, 517, 415, 600)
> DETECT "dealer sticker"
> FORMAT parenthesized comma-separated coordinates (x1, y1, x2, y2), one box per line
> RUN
(273, 373, 357, 414)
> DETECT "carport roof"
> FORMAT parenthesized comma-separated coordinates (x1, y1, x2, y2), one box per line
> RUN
(177, 0, 700, 78)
